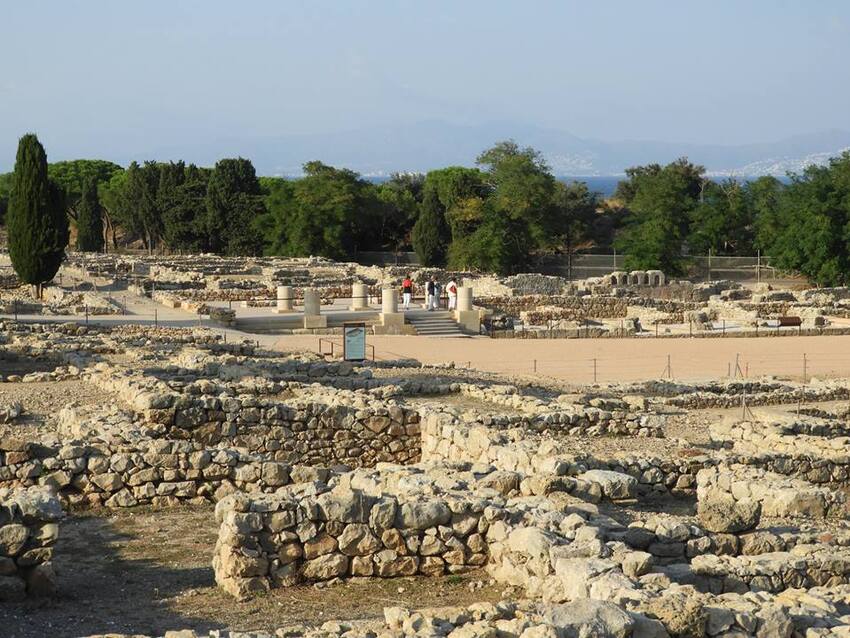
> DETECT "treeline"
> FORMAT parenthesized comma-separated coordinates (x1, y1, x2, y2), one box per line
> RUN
(612, 154, 850, 285)
(2, 135, 850, 285)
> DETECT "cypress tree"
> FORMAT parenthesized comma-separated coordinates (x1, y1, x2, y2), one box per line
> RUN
(7, 134, 69, 298)
(412, 187, 449, 266)
(75, 178, 104, 252)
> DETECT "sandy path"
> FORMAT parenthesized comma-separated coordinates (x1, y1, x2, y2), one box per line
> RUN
(269, 334, 850, 383)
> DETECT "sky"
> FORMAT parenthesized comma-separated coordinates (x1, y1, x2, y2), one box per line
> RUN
(1, 0, 849, 170)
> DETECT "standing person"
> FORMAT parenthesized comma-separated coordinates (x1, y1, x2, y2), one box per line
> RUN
(401, 275, 413, 311)
(447, 278, 458, 310)
(426, 277, 436, 311)
(433, 279, 442, 310)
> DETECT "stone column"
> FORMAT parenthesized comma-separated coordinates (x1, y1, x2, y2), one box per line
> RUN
(350, 283, 369, 311)
(302, 288, 327, 328)
(275, 285, 293, 313)
(454, 287, 479, 333)
(381, 287, 398, 314)
(456, 287, 473, 312)
(378, 287, 404, 334)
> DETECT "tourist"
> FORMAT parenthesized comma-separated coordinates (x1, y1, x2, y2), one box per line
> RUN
(401, 275, 413, 310)
(447, 278, 458, 310)
(433, 279, 442, 310)
(426, 277, 436, 311)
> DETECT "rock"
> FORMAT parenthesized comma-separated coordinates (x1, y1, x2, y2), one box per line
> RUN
(302, 553, 348, 580)
(397, 500, 452, 530)
(697, 489, 760, 533)
(544, 600, 635, 638)
(578, 470, 637, 500)
(0, 524, 29, 556)
(316, 489, 374, 523)
(622, 551, 653, 578)
(337, 524, 382, 556)
(642, 591, 707, 638)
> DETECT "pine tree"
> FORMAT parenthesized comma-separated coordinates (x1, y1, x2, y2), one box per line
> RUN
(75, 178, 104, 252)
(412, 187, 449, 266)
(7, 134, 69, 298)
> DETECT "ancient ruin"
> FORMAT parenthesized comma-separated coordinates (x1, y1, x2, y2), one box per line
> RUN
(1, 252, 850, 637)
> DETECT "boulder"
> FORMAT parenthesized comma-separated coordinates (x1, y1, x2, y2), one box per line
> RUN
(697, 489, 760, 533)
(544, 600, 635, 638)
(577, 470, 637, 501)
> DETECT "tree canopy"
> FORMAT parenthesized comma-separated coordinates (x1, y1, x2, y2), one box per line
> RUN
(6, 134, 69, 296)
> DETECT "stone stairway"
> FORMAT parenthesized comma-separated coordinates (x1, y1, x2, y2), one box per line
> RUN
(406, 311, 468, 337)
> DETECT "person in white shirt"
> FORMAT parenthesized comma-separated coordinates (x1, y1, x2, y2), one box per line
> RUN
(446, 279, 458, 310)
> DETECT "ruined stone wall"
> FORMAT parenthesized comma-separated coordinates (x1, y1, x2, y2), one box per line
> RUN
(420, 412, 705, 493)
(212, 490, 492, 598)
(0, 429, 297, 509)
(0, 487, 62, 601)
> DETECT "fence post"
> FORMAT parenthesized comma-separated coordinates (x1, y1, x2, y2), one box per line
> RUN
(85, 305, 89, 325)
(803, 353, 808, 383)
(533, 359, 537, 373)
(593, 358, 597, 383)
(154, 308, 158, 328)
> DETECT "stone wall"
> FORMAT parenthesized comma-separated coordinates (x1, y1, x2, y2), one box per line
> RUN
(691, 545, 850, 593)
(0, 407, 303, 508)
(90, 365, 422, 468)
(420, 411, 705, 494)
(696, 465, 846, 534)
(710, 420, 850, 485)
(212, 489, 492, 598)
(0, 487, 62, 601)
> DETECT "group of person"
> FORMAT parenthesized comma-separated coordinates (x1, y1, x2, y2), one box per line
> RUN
(400, 275, 458, 311)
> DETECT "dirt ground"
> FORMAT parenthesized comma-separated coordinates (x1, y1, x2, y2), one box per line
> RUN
(270, 334, 850, 384)
(0, 507, 503, 638)
(0, 379, 115, 438)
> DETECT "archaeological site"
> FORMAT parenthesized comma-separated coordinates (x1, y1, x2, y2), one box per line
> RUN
(2, 252, 850, 638)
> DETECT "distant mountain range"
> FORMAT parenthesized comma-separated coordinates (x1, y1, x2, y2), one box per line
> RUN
(140, 121, 850, 177)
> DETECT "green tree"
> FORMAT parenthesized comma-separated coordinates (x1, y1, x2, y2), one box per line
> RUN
(444, 140, 555, 273)
(0, 172, 12, 225)
(749, 176, 785, 253)
(204, 157, 265, 255)
(279, 161, 378, 259)
(6, 134, 69, 297)
(615, 157, 705, 274)
(257, 177, 296, 255)
(412, 186, 450, 266)
(75, 178, 104, 252)
(158, 162, 209, 252)
(687, 179, 754, 256)
(376, 173, 425, 250)
(762, 153, 850, 286)
(550, 180, 598, 277)
(48, 159, 123, 215)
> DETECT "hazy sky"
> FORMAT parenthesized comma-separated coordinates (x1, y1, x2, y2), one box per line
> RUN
(2, 0, 849, 169)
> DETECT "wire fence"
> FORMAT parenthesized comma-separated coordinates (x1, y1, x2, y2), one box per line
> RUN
(433, 350, 850, 385)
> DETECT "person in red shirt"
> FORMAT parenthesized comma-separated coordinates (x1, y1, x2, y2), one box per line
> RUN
(401, 275, 413, 310)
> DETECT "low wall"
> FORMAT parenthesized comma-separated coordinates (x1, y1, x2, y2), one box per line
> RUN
(696, 465, 846, 534)
(90, 367, 422, 467)
(0, 487, 62, 601)
(212, 489, 492, 599)
(420, 412, 707, 494)
(0, 405, 309, 508)
(691, 546, 850, 593)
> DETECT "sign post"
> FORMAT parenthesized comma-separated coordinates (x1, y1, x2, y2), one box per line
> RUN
(343, 322, 367, 361)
